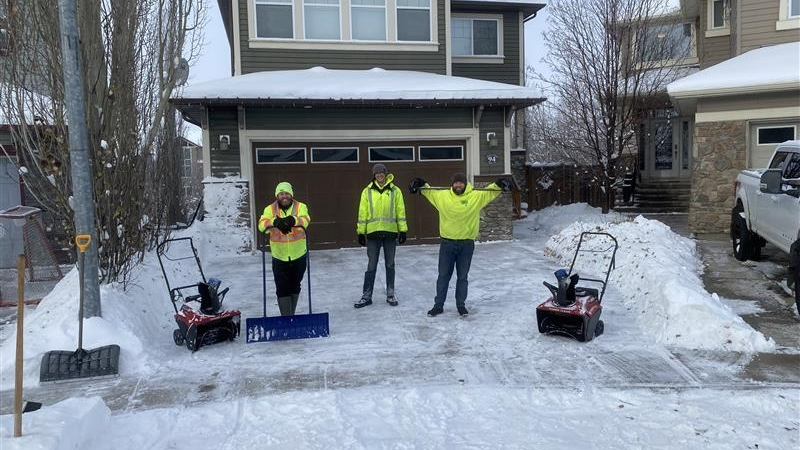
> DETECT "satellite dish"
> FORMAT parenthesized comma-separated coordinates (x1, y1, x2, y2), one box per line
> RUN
(175, 58, 189, 86)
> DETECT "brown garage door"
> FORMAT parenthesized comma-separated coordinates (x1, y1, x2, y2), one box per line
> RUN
(252, 140, 466, 249)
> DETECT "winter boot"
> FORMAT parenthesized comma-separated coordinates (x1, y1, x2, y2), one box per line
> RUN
(427, 305, 443, 317)
(354, 297, 373, 308)
(290, 294, 300, 315)
(386, 295, 398, 306)
(457, 306, 469, 317)
(277, 296, 293, 316)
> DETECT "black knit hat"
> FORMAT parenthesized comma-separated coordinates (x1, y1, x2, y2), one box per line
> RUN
(372, 163, 388, 175)
(450, 172, 467, 185)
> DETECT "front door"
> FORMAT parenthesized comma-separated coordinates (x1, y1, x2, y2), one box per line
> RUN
(640, 110, 692, 180)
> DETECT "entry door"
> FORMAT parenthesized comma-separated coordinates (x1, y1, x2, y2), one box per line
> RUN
(643, 115, 692, 180)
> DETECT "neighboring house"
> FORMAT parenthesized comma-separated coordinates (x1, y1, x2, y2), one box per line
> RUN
(179, 137, 204, 220)
(667, 0, 800, 233)
(172, 0, 546, 248)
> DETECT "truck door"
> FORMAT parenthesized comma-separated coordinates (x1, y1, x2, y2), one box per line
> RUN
(755, 150, 797, 251)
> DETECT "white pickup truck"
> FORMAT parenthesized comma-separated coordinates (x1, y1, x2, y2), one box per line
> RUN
(731, 140, 800, 311)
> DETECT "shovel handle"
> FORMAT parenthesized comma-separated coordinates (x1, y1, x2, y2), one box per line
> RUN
(76, 234, 91, 252)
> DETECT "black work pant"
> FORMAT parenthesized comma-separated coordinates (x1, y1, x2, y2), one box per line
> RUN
(272, 254, 307, 297)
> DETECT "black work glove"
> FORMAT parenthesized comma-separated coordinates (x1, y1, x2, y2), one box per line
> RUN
(398, 232, 407, 245)
(285, 215, 296, 228)
(408, 177, 426, 194)
(496, 178, 513, 192)
(274, 217, 291, 234)
(358, 234, 366, 246)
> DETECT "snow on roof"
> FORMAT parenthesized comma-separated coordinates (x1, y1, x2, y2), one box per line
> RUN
(174, 66, 544, 103)
(667, 42, 800, 97)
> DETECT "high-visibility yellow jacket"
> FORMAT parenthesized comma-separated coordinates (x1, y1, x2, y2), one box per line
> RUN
(357, 174, 408, 235)
(421, 182, 501, 240)
(257, 200, 310, 261)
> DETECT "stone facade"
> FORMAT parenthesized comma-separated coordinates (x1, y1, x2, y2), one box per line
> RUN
(689, 120, 746, 234)
(476, 180, 513, 241)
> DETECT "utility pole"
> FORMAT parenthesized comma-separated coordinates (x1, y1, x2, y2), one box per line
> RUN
(58, 0, 101, 316)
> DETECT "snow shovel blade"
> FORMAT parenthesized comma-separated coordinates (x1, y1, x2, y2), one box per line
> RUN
(39, 344, 121, 383)
(246, 312, 329, 343)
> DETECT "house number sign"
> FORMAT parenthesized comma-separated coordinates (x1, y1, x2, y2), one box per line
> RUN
(486, 154, 498, 164)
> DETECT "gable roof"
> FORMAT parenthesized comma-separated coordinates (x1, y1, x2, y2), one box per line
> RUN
(172, 67, 545, 123)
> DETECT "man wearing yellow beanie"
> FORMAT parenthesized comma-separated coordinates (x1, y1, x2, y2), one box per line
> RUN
(257, 181, 311, 315)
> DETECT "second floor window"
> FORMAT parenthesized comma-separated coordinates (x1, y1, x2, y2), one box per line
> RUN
(791, 0, 800, 17)
(638, 23, 694, 63)
(256, 0, 294, 38)
(452, 18, 499, 56)
(396, 0, 430, 41)
(710, 0, 729, 29)
(304, 0, 341, 40)
(351, 0, 386, 41)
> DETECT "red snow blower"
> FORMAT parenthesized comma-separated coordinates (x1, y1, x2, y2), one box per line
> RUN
(157, 237, 241, 351)
(536, 231, 618, 342)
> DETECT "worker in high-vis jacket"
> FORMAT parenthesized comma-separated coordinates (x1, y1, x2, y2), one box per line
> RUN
(355, 163, 408, 309)
(257, 181, 311, 316)
(408, 172, 512, 318)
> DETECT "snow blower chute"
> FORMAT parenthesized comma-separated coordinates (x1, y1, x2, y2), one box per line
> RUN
(536, 231, 618, 342)
(157, 237, 241, 351)
(40, 235, 120, 383)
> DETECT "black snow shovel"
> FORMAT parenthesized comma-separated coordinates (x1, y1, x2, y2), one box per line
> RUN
(246, 229, 329, 342)
(40, 234, 120, 383)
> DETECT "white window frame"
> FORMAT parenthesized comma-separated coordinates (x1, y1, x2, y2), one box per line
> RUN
(418, 145, 464, 161)
(254, 0, 295, 39)
(451, 14, 503, 63)
(777, 0, 800, 30)
(395, 0, 432, 42)
(181, 146, 193, 178)
(368, 146, 415, 162)
(255, 147, 308, 164)
(706, 0, 730, 37)
(636, 21, 697, 67)
(303, 0, 341, 40)
(248, 0, 437, 51)
(310, 147, 360, 163)
(756, 125, 796, 145)
(350, 0, 387, 41)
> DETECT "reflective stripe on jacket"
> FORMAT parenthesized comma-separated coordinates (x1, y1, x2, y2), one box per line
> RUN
(257, 200, 310, 261)
(421, 182, 501, 240)
(356, 173, 408, 235)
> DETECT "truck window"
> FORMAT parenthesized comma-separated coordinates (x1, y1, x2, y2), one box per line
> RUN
(784, 154, 800, 179)
(769, 151, 790, 169)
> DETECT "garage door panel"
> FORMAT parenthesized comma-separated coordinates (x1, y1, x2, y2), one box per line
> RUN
(253, 140, 465, 249)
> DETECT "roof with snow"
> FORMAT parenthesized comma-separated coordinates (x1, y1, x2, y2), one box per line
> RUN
(667, 42, 800, 98)
(172, 67, 546, 124)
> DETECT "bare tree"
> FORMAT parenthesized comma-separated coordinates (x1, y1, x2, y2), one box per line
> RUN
(529, 0, 690, 212)
(1, 0, 206, 285)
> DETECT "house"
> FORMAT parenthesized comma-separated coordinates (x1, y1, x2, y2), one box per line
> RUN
(667, 0, 800, 233)
(172, 0, 546, 248)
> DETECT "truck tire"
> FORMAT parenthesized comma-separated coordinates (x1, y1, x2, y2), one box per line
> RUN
(731, 205, 756, 261)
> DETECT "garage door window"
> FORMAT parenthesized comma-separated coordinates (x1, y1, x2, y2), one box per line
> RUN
(419, 145, 463, 161)
(311, 147, 359, 163)
(369, 146, 414, 161)
(256, 148, 306, 164)
(757, 126, 795, 145)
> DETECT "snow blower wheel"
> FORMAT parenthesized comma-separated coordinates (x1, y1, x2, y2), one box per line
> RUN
(173, 329, 185, 346)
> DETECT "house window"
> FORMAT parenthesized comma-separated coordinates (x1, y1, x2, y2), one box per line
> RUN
(711, 0, 729, 29)
(639, 22, 694, 63)
(256, 147, 307, 164)
(757, 126, 796, 145)
(351, 0, 386, 41)
(304, 0, 340, 40)
(369, 146, 414, 161)
(778, 0, 800, 29)
(182, 147, 193, 178)
(419, 146, 463, 161)
(311, 147, 359, 162)
(452, 18, 499, 56)
(256, 0, 294, 38)
(396, 0, 430, 42)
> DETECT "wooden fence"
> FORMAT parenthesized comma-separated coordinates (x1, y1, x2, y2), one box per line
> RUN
(525, 164, 607, 211)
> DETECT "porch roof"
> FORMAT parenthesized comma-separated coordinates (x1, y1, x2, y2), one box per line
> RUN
(171, 67, 545, 125)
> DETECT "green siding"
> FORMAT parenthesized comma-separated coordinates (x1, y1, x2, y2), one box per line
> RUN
(245, 108, 474, 129)
(239, 1, 447, 74)
(208, 107, 242, 177)
(451, 11, 521, 85)
(478, 108, 505, 175)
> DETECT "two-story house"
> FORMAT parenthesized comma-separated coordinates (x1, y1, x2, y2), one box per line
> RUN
(172, 0, 546, 248)
(666, 0, 800, 233)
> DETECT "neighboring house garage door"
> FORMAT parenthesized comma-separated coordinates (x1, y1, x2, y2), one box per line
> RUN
(252, 140, 466, 249)
(749, 122, 799, 169)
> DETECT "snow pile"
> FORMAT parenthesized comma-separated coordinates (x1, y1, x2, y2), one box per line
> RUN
(544, 214, 775, 352)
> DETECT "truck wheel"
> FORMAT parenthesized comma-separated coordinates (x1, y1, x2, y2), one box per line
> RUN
(731, 206, 754, 261)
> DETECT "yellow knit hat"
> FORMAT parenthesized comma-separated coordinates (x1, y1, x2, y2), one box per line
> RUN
(275, 181, 293, 197)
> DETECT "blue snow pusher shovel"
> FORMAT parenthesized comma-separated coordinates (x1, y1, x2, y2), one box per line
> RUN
(246, 229, 329, 342)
